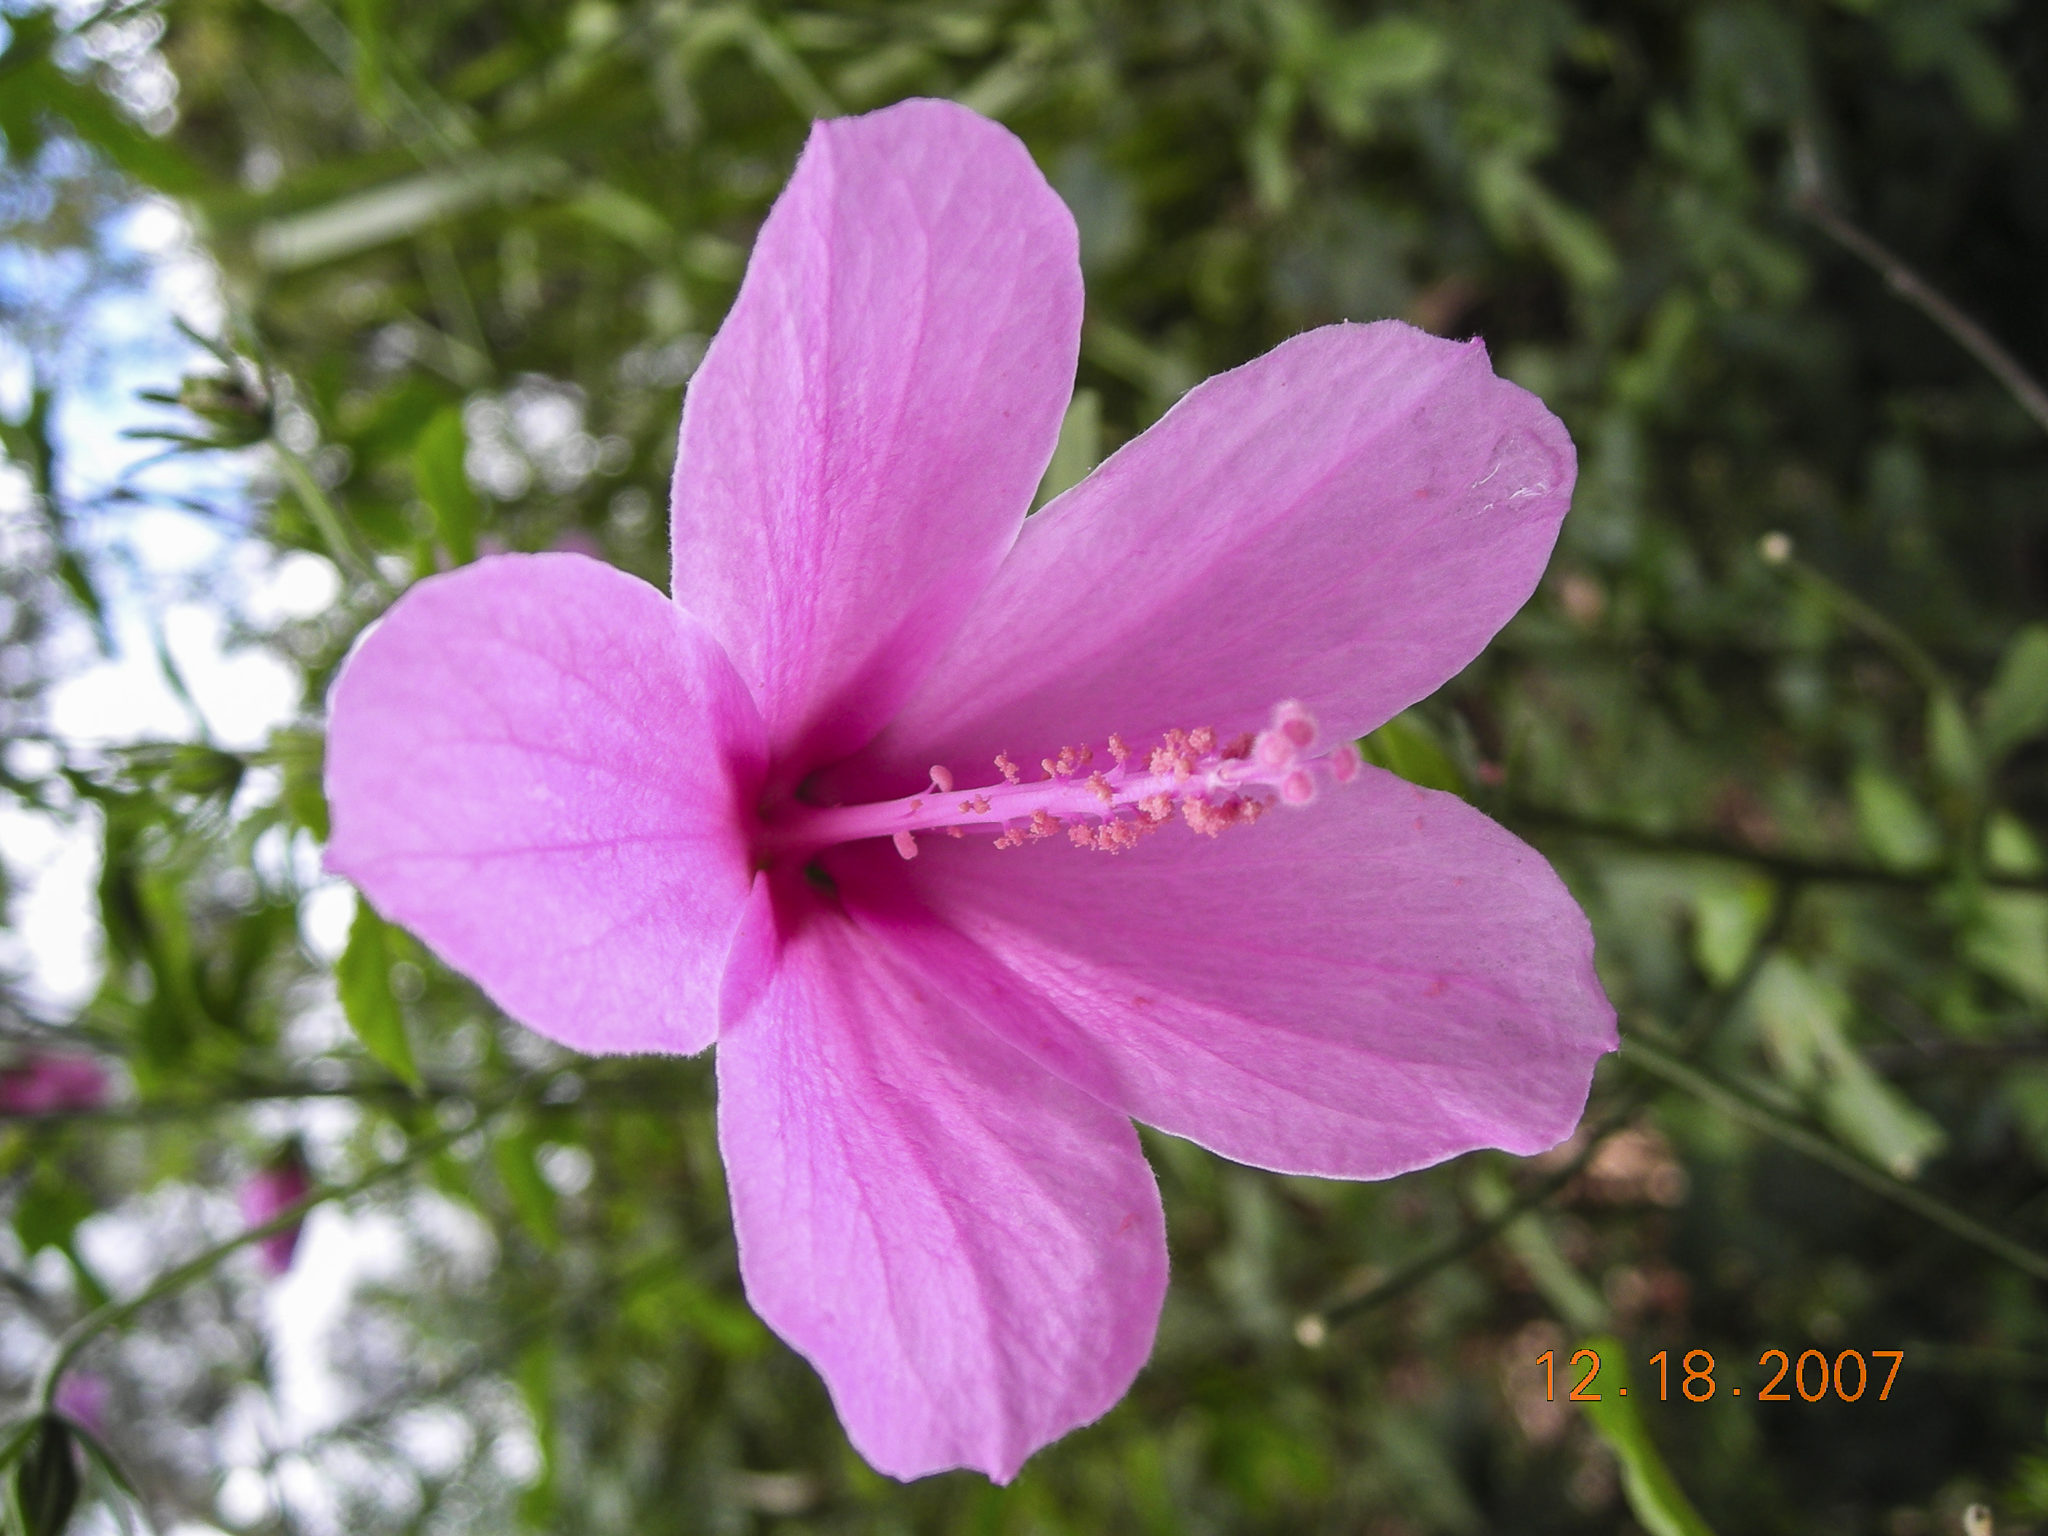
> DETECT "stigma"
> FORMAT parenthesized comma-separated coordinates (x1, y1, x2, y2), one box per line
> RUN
(761, 701, 1364, 862)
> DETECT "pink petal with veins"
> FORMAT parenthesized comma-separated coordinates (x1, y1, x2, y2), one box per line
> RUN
(326, 554, 764, 1057)
(718, 875, 1166, 1482)
(838, 764, 1614, 1179)
(671, 98, 1081, 775)
(842, 322, 1572, 800)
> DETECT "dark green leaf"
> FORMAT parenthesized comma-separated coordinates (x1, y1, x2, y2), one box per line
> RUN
(337, 903, 421, 1089)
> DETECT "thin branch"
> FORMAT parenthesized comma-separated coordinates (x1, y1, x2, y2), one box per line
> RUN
(1796, 190, 2048, 439)
(1622, 1031, 2048, 1284)
(31, 1085, 537, 1410)
(270, 440, 389, 593)
(1306, 1129, 1616, 1330)
(1503, 805, 2048, 894)
(1867, 1037, 2048, 1076)
(1, 1067, 691, 1128)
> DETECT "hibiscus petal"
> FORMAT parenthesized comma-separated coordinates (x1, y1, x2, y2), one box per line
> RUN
(671, 98, 1081, 773)
(716, 876, 1167, 1482)
(835, 766, 1615, 1179)
(847, 321, 1572, 795)
(325, 554, 765, 1057)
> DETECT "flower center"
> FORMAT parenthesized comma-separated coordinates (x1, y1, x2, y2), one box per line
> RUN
(759, 701, 1361, 862)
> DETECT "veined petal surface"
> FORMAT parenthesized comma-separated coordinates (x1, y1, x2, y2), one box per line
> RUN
(325, 554, 765, 1057)
(837, 767, 1615, 1179)
(716, 878, 1167, 1482)
(847, 322, 1572, 797)
(671, 98, 1081, 773)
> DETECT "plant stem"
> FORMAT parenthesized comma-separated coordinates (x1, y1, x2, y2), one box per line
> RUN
(1797, 192, 2048, 439)
(31, 1098, 516, 1410)
(1504, 806, 2048, 894)
(1310, 1129, 1616, 1330)
(271, 440, 389, 593)
(1622, 1031, 2048, 1284)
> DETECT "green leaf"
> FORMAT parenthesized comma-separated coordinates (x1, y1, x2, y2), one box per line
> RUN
(12, 1417, 80, 1536)
(1980, 625, 2048, 762)
(0, 385, 54, 495)
(1036, 388, 1101, 507)
(1966, 894, 2048, 1006)
(1360, 711, 1466, 795)
(1688, 873, 1778, 987)
(411, 407, 478, 566)
(250, 155, 565, 271)
(1926, 688, 1981, 798)
(13, 1167, 93, 1257)
(1850, 766, 1941, 871)
(493, 1127, 560, 1248)
(0, 16, 204, 196)
(1312, 17, 1447, 138)
(625, 1273, 770, 1358)
(337, 903, 421, 1089)
(1748, 955, 1944, 1176)
(1574, 1338, 1718, 1536)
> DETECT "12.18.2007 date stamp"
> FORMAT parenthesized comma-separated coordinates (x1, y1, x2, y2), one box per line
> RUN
(1539, 1348, 1903, 1403)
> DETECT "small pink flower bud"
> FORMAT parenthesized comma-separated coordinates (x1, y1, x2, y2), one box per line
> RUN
(241, 1147, 312, 1276)
(54, 1373, 108, 1436)
(0, 1052, 108, 1116)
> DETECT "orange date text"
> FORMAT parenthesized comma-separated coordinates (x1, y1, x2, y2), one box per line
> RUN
(1536, 1348, 1903, 1403)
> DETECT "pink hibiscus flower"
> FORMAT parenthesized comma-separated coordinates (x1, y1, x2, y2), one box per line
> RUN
(325, 98, 1614, 1480)
(0, 1051, 108, 1116)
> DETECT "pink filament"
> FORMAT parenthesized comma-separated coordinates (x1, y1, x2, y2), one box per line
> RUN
(762, 702, 1362, 861)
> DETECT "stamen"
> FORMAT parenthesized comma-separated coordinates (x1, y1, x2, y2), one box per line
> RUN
(757, 699, 1360, 862)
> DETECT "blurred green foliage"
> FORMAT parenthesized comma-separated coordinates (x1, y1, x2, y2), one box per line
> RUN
(3, 0, 2048, 1531)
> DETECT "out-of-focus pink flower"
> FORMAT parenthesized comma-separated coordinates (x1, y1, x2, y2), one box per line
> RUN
(548, 528, 603, 559)
(324, 99, 1615, 1481)
(0, 1051, 108, 1116)
(53, 1372, 108, 1437)
(240, 1149, 311, 1275)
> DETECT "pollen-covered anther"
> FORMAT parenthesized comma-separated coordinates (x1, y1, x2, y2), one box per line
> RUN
(994, 752, 1022, 784)
(893, 830, 919, 860)
(1149, 728, 1203, 782)
(1041, 744, 1090, 779)
(1182, 796, 1248, 837)
(1086, 771, 1115, 804)
(1028, 809, 1060, 840)
(1108, 733, 1131, 765)
(928, 765, 955, 793)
